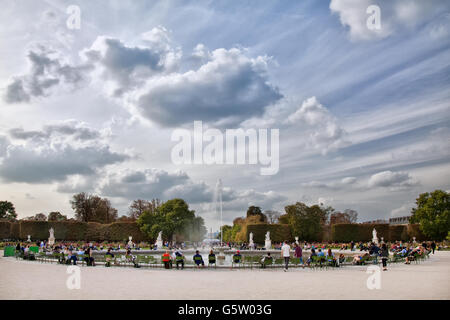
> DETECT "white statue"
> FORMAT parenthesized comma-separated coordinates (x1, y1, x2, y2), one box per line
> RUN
(48, 227, 55, 246)
(264, 231, 271, 250)
(249, 232, 254, 249)
(155, 231, 163, 249)
(295, 236, 299, 245)
(372, 228, 379, 245)
(27, 235, 31, 242)
(128, 236, 133, 247)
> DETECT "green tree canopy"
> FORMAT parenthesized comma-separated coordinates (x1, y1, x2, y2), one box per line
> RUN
(282, 202, 328, 241)
(137, 198, 206, 242)
(0, 201, 17, 221)
(410, 190, 450, 240)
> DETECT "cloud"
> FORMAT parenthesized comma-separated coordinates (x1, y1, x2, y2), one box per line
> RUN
(0, 135, 9, 157)
(83, 27, 181, 96)
(132, 47, 282, 127)
(390, 204, 413, 217)
(3, 45, 92, 103)
(302, 176, 357, 189)
(367, 170, 419, 189)
(0, 122, 128, 184)
(286, 96, 349, 154)
(329, 0, 449, 41)
(9, 120, 101, 142)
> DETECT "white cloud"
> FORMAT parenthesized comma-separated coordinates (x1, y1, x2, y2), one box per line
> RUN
(329, 0, 449, 41)
(390, 204, 412, 217)
(368, 170, 419, 189)
(286, 96, 349, 154)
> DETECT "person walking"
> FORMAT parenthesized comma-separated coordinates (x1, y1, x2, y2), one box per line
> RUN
(281, 241, 291, 272)
(380, 243, 389, 271)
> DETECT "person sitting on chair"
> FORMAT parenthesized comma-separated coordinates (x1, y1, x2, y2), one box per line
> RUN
(174, 249, 185, 270)
(260, 252, 272, 268)
(233, 250, 242, 264)
(126, 248, 139, 268)
(84, 247, 95, 266)
(208, 250, 216, 267)
(193, 250, 204, 268)
(105, 248, 114, 267)
(162, 250, 172, 269)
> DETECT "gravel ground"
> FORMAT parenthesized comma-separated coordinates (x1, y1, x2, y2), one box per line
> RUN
(0, 250, 449, 300)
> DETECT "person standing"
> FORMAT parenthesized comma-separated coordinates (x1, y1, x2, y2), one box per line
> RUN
(294, 243, 303, 268)
(380, 243, 389, 271)
(431, 241, 436, 254)
(281, 241, 291, 272)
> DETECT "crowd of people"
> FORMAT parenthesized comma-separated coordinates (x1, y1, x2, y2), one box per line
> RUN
(5, 238, 444, 271)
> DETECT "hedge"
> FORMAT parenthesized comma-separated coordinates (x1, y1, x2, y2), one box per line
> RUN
(332, 224, 390, 242)
(0, 221, 149, 241)
(246, 224, 293, 244)
(0, 221, 11, 239)
(331, 223, 428, 242)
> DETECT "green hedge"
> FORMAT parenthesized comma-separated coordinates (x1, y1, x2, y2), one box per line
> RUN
(0, 221, 149, 241)
(332, 224, 391, 242)
(246, 224, 292, 244)
(331, 223, 428, 242)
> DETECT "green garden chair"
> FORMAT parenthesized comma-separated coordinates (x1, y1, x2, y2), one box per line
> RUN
(262, 257, 273, 269)
(232, 255, 242, 269)
(290, 257, 300, 267)
(274, 258, 283, 268)
(208, 256, 216, 268)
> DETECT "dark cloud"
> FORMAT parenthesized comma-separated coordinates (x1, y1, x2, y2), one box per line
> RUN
(3, 47, 91, 103)
(9, 122, 100, 141)
(0, 144, 127, 184)
(135, 48, 282, 127)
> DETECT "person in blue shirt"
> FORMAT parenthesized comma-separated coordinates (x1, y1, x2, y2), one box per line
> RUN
(317, 249, 325, 257)
(193, 250, 204, 268)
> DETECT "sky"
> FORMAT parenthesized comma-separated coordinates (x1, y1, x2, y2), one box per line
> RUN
(0, 0, 449, 232)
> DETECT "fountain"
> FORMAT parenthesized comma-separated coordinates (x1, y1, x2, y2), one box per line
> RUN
(155, 231, 163, 250)
(264, 231, 272, 250)
(372, 228, 379, 245)
(48, 227, 55, 246)
(249, 232, 255, 250)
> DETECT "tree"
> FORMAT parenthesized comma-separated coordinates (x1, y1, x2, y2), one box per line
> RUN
(410, 190, 450, 240)
(0, 201, 17, 221)
(24, 213, 47, 221)
(246, 206, 267, 222)
(283, 202, 328, 241)
(329, 209, 358, 225)
(70, 193, 118, 223)
(137, 198, 206, 242)
(264, 210, 281, 224)
(128, 199, 162, 220)
(48, 211, 67, 221)
(344, 209, 358, 223)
